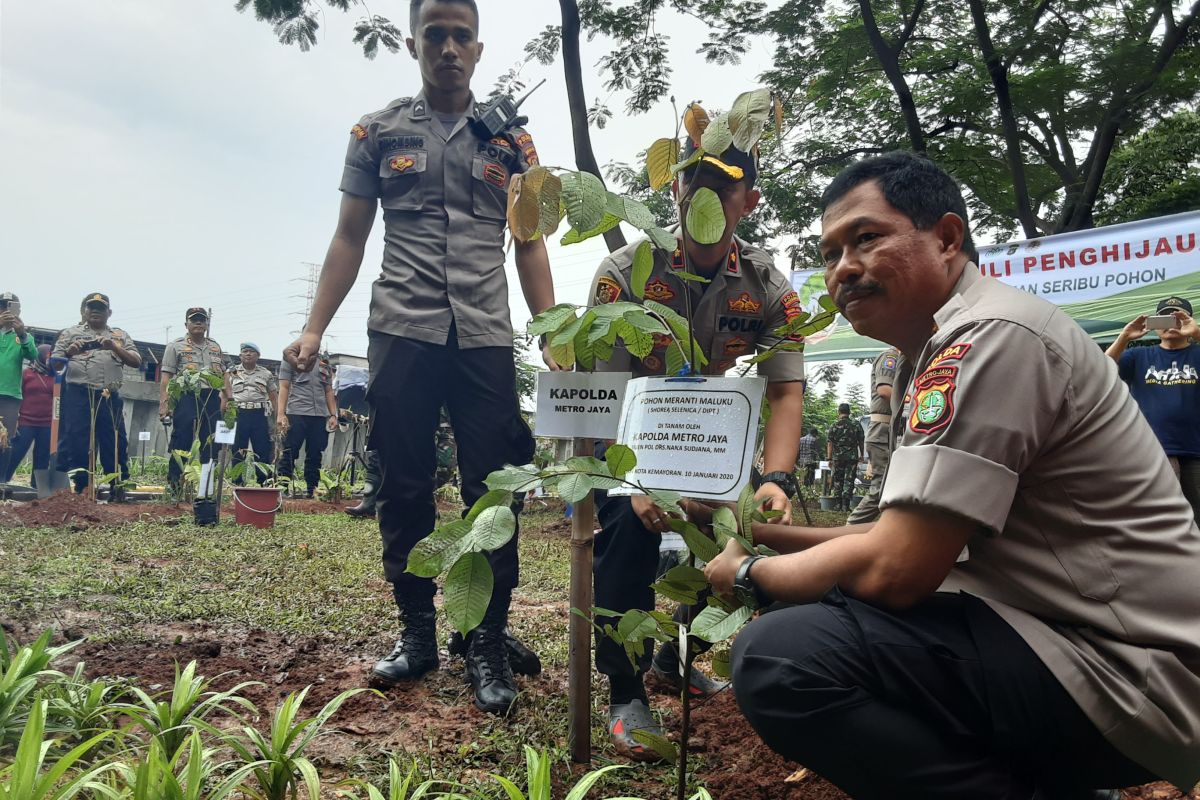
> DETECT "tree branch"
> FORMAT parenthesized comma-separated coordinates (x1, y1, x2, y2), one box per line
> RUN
(897, 0, 926, 50)
(858, 0, 926, 152)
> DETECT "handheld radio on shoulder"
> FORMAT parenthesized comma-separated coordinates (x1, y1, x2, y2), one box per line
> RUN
(472, 79, 547, 139)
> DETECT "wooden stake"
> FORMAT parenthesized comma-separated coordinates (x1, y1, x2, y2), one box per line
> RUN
(568, 437, 595, 764)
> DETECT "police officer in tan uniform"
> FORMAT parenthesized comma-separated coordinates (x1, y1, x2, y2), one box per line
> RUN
(282, 0, 558, 715)
(847, 346, 898, 523)
(588, 140, 807, 759)
(222, 342, 279, 485)
(159, 308, 228, 494)
(707, 152, 1200, 799)
(52, 293, 142, 496)
(277, 353, 337, 498)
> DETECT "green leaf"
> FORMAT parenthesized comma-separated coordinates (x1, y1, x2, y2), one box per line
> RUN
(536, 170, 563, 237)
(670, 148, 703, 176)
(649, 489, 682, 513)
(630, 729, 678, 762)
(560, 171, 607, 233)
(666, 344, 689, 376)
(560, 213, 621, 245)
(557, 473, 594, 503)
(406, 520, 470, 578)
(622, 310, 669, 334)
(605, 444, 637, 478)
(466, 489, 513, 524)
(670, 518, 720, 563)
(685, 187, 726, 245)
(444, 552, 494, 636)
(613, 318, 654, 358)
(710, 645, 733, 679)
(712, 507, 738, 541)
(550, 309, 595, 369)
(646, 137, 679, 192)
(649, 579, 700, 604)
(615, 609, 659, 645)
(690, 605, 753, 643)
(484, 464, 543, 493)
(631, 241, 654, 299)
(606, 193, 657, 230)
(672, 270, 710, 283)
(699, 113, 733, 156)
(464, 506, 517, 552)
(728, 88, 772, 151)
(646, 226, 677, 251)
(527, 304, 578, 337)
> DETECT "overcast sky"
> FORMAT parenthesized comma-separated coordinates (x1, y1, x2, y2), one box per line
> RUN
(1, 0, 803, 364)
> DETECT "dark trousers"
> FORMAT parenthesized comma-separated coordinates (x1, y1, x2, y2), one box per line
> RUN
(733, 590, 1157, 800)
(59, 384, 129, 485)
(2, 425, 50, 481)
(167, 388, 220, 487)
(1168, 455, 1200, 523)
(594, 492, 709, 682)
(232, 408, 272, 485)
(280, 414, 327, 494)
(829, 458, 857, 510)
(367, 332, 534, 606)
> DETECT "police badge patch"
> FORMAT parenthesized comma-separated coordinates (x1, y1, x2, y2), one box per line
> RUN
(594, 276, 622, 305)
(389, 155, 416, 173)
(910, 365, 958, 435)
(351, 124, 368, 141)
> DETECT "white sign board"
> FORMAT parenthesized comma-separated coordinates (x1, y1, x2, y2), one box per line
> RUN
(138, 431, 151, 442)
(611, 376, 766, 501)
(214, 421, 236, 445)
(535, 371, 631, 440)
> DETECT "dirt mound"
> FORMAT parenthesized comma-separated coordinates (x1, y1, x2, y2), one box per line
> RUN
(0, 492, 188, 529)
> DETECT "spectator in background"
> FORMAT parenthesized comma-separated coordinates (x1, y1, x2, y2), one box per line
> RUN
(848, 346, 899, 523)
(1106, 297, 1200, 520)
(0, 292, 38, 470)
(223, 343, 278, 485)
(826, 402, 863, 511)
(795, 427, 819, 487)
(2, 345, 53, 484)
(277, 352, 337, 498)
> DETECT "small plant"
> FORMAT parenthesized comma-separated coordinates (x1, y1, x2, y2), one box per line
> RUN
(339, 757, 469, 800)
(112, 730, 265, 800)
(316, 466, 355, 504)
(491, 746, 629, 800)
(0, 628, 81, 749)
(115, 660, 259, 760)
(222, 686, 376, 800)
(42, 664, 130, 748)
(0, 697, 121, 800)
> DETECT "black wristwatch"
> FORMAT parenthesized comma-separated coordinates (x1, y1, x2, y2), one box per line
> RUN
(760, 470, 798, 499)
(733, 555, 770, 610)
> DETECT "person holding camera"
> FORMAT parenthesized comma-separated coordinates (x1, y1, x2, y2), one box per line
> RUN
(1106, 296, 1200, 520)
(0, 292, 38, 472)
(51, 293, 142, 496)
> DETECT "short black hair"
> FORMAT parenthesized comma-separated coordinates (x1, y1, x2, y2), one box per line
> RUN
(838, 402, 851, 415)
(821, 151, 978, 263)
(410, 0, 478, 34)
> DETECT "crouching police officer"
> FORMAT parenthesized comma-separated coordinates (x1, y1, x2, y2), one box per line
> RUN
(52, 293, 142, 497)
(160, 308, 227, 495)
(587, 136, 806, 759)
(223, 342, 279, 484)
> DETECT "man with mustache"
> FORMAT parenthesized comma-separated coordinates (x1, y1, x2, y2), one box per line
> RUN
(282, 0, 557, 715)
(706, 152, 1200, 799)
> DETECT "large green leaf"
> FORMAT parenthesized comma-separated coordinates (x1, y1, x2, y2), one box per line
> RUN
(631, 241, 654, 299)
(671, 519, 720, 563)
(444, 552, 494, 636)
(466, 489, 514, 524)
(560, 171, 607, 233)
(690, 605, 753, 643)
(613, 318, 654, 358)
(699, 113, 733, 156)
(550, 309, 595, 368)
(527, 304, 578, 337)
(604, 444, 637, 478)
(484, 464, 543, 493)
(646, 137, 679, 191)
(736, 482, 758, 544)
(646, 226, 677, 251)
(606, 193, 657, 230)
(405, 520, 471, 577)
(464, 506, 517, 552)
(557, 473, 594, 503)
(685, 187, 726, 245)
(560, 213, 621, 245)
(728, 88, 771, 152)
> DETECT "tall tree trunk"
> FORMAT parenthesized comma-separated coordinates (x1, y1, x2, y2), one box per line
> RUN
(859, 0, 926, 153)
(968, 0, 1039, 239)
(559, 0, 627, 253)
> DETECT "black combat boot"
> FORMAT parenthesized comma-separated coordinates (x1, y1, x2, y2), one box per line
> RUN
(465, 604, 518, 714)
(447, 627, 542, 676)
(346, 450, 380, 518)
(372, 604, 439, 685)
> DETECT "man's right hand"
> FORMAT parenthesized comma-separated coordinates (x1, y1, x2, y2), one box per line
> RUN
(65, 341, 83, 357)
(1120, 315, 1149, 342)
(276, 415, 290, 434)
(632, 494, 675, 534)
(284, 332, 322, 371)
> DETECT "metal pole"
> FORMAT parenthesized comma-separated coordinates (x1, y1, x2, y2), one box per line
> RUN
(568, 436, 595, 764)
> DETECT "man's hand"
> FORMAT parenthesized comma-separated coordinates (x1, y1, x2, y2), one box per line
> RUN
(1174, 311, 1198, 341)
(276, 415, 290, 434)
(4, 314, 27, 338)
(542, 342, 564, 371)
(755, 482, 792, 524)
(65, 340, 83, 357)
(158, 402, 169, 421)
(99, 337, 115, 351)
(284, 332, 322, 372)
(704, 539, 751, 600)
(632, 494, 675, 533)
(1121, 315, 1149, 342)
(325, 415, 338, 433)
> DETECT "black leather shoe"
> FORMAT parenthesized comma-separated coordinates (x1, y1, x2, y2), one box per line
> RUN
(345, 496, 376, 518)
(465, 628, 517, 714)
(448, 628, 542, 676)
(371, 611, 439, 684)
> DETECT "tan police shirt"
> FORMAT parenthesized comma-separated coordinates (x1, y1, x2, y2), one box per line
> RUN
(161, 337, 227, 376)
(52, 323, 140, 389)
(279, 360, 332, 418)
(227, 364, 277, 405)
(587, 236, 805, 382)
(880, 264, 1200, 788)
(340, 92, 539, 349)
(865, 347, 898, 447)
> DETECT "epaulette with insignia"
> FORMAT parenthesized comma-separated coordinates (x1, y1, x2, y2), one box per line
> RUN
(386, 96, 414, 110)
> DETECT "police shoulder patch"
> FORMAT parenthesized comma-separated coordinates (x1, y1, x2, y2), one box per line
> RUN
(351, 124, 368, 141)
(883, 355, 897, 370)
(594, 275, 622, 305)
(909, 364, 958, 434)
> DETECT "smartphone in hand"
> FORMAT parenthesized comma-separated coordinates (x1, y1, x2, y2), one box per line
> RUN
(1146, 315, 1180, 331)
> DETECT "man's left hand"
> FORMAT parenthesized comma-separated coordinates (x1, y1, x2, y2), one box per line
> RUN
(99, 337, 115, 351)
(1174, 311, 1199, 341)
(755, 481, 792, 525)
(704, 539, 750, 599)
(6, 315, 26, 338)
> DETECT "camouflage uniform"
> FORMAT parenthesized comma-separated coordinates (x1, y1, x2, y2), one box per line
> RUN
(827, 416, 863, 511)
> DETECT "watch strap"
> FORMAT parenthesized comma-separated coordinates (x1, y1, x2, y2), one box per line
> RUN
(761, 470, 798, 498)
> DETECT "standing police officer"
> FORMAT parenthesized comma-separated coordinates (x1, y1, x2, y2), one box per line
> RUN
(160, 308, 227, 495)
(587, 139, 806, 759)
(52, 293, 142, 496)
(848, 346, 898, 523)
(283, 0, 558, 715)
(826, 402, 863, 512)
(223, 343, 279, 485)
(277, 353, 337, 498)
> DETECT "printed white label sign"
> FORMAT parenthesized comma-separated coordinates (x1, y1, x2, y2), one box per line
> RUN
(138, 431, 151, 441)
(214, 421, 236, 445)
(534, 371, 631, 440)
(610, 376, 765, 501)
